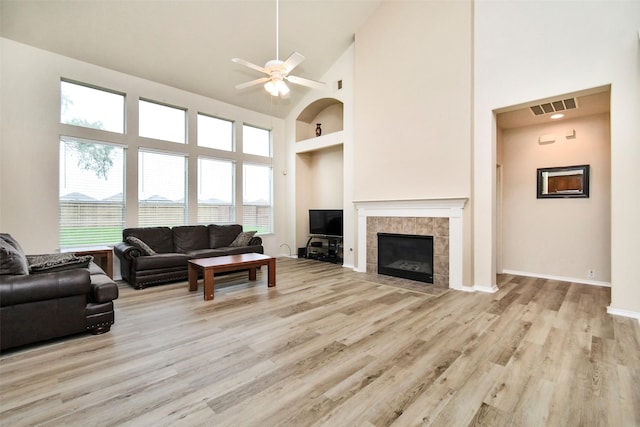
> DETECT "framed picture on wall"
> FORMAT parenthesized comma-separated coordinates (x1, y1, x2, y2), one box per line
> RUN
(537, 164, 590, 199)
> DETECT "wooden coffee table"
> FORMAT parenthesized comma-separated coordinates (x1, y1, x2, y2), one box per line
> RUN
(188, 253, 276, 301)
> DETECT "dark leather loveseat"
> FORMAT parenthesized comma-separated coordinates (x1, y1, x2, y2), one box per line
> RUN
(0, 233, 119, 352)
(113, 224, 263, 289)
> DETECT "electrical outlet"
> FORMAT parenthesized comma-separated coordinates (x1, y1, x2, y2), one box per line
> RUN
(587, 269, 595, 279)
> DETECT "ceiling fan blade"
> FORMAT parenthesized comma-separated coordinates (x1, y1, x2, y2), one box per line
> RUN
(232, 57, 269, 74)
(236, 77, 270, 90)
(282, 51, 305, 74)
(285, 75, 325, 89)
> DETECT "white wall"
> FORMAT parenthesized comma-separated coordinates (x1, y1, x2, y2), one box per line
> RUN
(0, 38, 286, 256)
(474, 1, 640, 315)
(501, 113, 611, 284)
(354, 0, 472, 201)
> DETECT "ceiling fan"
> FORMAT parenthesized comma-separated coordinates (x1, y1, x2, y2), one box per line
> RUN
(232, 0, 325, 97)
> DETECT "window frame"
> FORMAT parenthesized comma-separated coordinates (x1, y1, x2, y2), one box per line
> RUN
(58, 136, 126, 248)
(138, 98, 187, 144)
(197, 113, 234, 152)
(242, 123, 272, 158)
(197, 156, 236, 225)
(60, 79, 126, 134)
(137, 149, 189, 227)
(242, 162, 273, 233)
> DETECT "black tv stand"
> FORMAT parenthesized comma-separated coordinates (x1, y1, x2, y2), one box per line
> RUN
(305, 234, 343, 264)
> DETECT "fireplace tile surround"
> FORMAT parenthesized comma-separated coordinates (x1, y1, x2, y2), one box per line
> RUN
(367, 217, 449, 286)
(355, 198, 468, 290)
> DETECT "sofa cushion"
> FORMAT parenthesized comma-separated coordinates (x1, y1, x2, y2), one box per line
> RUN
(229, 231, 257, 247)
(27, 253, 93, 273)
(184, 248, 229, 258)
(125, 236, 156, 255)
(0, 238, 29, 275)
(208, 224, 242, 248)
(173, 225, 209, 253)
(224, 245, 263, 255)
(133, 253, 189, 270)
(123, 227, 173, 253)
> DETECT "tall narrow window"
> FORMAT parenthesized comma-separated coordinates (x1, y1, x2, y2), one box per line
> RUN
(198, 114, 233, 151)
(59, 138, 125, 248)
(139, 99, 186, 144)
(243, 163, 272, 233)
(242, 124, 271, 157)
(198, 157, 234, 224)
(138, 151, 187, 227)
(60, 80, 125, 133)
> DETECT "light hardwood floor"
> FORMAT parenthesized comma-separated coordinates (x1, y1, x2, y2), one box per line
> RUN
(1, 257, 639, 426)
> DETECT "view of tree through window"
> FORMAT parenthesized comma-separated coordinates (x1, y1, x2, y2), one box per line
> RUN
(60, 80, 125, 133)
(59, 138, 125, 247)
(60, 78, 275, 245)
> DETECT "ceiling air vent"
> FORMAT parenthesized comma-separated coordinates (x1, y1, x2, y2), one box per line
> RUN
(530, 98, 578, 116)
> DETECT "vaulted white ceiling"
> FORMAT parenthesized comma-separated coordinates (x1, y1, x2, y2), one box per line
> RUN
(0, 0, 381, 118)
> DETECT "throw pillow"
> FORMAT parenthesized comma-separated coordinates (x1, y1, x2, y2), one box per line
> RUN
(0, 239, 29, 275)
(27, 253, 94, 273)
(125, 236, 157, 255)
(229, 231, 257, 247)
(0, 233, 25, 253)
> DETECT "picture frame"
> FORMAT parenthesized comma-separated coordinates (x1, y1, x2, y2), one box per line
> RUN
(537, 164, 590, 199)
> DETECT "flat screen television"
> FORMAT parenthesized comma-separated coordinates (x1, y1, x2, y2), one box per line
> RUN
(309, 209, 343, 237)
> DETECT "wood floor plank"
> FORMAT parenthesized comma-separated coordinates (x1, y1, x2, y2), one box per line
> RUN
(1, 257, 638, 426)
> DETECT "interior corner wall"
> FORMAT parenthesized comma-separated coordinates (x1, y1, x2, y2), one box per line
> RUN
(501, 114, 611, 283)
(0, 38, 285, 255)
(474, 2, 640, 313)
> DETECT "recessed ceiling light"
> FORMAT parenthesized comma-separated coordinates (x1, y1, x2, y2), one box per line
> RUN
(550, 113, 564, 119)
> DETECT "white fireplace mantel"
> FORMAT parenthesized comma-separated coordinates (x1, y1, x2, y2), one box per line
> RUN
(354, 198, 468, 291)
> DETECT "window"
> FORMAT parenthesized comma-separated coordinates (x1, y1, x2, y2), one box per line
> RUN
(198, 114, 233, 151)
(59, 138, 125, 248)
(139, 99, 186, 144)
(243, 124, 271, 157)
(197, 157, 235, 224)
(243, 163, 272, 233)
(60, 80, 125, 133)
(138, 151, 187, 227)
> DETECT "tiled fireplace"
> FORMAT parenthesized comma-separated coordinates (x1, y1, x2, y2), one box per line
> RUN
(354, 198, 467, 290)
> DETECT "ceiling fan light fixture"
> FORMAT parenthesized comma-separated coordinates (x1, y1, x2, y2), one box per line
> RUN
(277, 80, 290, 96)
(264, 78, 289, 97)
(264, 80, 278, 96)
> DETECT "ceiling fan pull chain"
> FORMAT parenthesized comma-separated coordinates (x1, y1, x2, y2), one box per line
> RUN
(275, 0, 279, 61)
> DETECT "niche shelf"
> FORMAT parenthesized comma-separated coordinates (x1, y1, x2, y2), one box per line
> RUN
(295, 98, 344, 148)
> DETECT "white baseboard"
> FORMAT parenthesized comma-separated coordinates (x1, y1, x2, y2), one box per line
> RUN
(473, 284, 499, 293)
(607, 306, 640, 321)
(501, 269, 610, 287)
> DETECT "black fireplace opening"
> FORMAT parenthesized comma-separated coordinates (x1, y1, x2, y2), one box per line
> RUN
(377, 233, 433, 283)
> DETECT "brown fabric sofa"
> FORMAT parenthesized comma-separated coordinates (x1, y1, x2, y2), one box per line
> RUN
(0, 233, 119, 352)
(113, 224, 263, 289)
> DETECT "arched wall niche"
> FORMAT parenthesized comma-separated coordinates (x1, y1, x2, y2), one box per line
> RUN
(295, 98, 344, 142)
